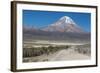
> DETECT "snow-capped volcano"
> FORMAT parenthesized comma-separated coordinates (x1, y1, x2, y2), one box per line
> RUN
(42, 16, 84, 33)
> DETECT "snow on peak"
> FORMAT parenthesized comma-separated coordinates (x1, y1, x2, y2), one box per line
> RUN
(60, 16, 76, 25)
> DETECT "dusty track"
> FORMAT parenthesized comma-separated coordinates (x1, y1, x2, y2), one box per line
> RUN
(50, 49, 90, 61)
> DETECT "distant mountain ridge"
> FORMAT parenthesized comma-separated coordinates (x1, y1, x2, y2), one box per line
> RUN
(23, 29, 90, 43)
(24, 16, 86, 33)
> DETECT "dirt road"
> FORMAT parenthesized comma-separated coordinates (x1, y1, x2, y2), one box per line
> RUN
(49, 49, 90, 61)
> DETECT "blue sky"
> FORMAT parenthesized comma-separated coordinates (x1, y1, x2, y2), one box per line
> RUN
(23, 10, 91, 32)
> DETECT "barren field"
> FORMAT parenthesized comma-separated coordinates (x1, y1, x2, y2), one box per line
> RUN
(23, 40, 91, 62)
